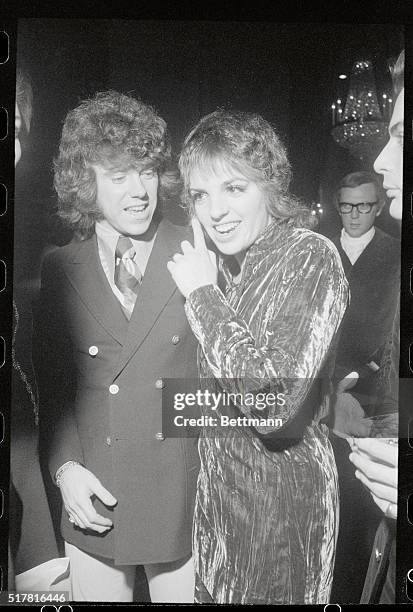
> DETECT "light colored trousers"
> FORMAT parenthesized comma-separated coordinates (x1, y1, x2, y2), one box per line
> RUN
(65, 542, 194, 602)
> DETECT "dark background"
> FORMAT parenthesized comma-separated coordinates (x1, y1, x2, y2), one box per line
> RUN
(15, 19, 403, 286)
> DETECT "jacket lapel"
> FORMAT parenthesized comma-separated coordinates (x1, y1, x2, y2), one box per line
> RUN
(114, 218, 183, 376)
(332, 234, 352, 277)
(63, 236, 128, 345)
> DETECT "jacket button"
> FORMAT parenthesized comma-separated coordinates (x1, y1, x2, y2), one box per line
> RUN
(106, 436, 112, 446)
(155, 379, 165, 389)
(375, 548, 382, 562)
(88, 345, 99, 356)
(155, 432, 165, 441)
(171, 335, 180, 345)
(109, 384, 119, 395)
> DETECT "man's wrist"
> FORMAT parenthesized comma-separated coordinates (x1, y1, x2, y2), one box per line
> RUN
(55, 460, 83, 487)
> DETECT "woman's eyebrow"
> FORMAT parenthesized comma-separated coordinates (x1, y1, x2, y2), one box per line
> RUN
(222, 177, 247, 185)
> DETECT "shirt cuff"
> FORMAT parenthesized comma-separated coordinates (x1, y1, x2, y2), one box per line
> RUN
(55, 460, 82, 486)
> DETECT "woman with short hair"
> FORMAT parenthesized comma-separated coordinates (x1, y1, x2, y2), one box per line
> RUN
(168, 109, 349, 604)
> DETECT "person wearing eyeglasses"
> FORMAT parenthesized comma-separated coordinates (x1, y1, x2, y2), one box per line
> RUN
(328, 171, 399, 603)
(332, 171, 399, 422)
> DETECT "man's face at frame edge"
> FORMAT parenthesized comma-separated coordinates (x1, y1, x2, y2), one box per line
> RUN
(338, 182, 382, 238)
(374, 88, 404, 220)
(92, 162, 159, 237)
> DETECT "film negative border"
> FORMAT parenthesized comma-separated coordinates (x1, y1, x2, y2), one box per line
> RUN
(0, 16, 411, 608)
(397, 25, 413, 604)
(0, 19, 16, 593)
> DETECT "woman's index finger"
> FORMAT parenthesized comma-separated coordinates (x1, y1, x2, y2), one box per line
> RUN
(192, 217, 207, 251)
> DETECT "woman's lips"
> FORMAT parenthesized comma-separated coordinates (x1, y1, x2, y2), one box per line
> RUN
(212, 221, 241, 237)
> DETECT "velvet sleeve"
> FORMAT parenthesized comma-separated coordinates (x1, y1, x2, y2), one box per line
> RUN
(185, 234, 349, 434)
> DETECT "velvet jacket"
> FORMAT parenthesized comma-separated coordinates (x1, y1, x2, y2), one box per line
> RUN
(184, 220, 349, 604)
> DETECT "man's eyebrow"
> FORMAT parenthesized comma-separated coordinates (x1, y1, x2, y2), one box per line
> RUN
(103, 167, 128, 175)
(102, 160, 157, 175)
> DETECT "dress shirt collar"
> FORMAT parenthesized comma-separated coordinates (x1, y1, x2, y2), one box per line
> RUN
(95, 221, 157, 277)
(340, 226, 375, 265)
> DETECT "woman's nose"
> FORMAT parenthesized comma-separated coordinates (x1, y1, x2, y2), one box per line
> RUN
(209, 195, 228, 220)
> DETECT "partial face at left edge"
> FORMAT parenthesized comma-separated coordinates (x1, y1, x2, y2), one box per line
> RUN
(15, 102, 22, 167)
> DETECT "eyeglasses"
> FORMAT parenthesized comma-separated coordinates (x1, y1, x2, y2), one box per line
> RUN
(338, 201, 379, 214)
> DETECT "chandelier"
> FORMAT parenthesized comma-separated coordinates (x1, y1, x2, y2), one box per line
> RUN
(331, 60, 391, 161)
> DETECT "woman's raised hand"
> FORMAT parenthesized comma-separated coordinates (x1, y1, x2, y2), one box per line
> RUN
(167, 218, 218, 298)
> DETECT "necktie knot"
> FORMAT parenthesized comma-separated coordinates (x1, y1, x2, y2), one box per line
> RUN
(115, 236, 135, 260)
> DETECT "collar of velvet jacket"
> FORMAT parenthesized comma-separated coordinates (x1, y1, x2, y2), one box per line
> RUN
(218, 217, 291, 286)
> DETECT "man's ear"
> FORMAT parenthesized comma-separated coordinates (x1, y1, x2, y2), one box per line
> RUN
(376, 204, 385, 217)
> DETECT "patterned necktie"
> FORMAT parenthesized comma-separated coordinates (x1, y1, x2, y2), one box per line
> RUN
(114, 236, 142, 317)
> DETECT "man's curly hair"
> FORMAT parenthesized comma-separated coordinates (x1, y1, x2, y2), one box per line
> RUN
(54, 91, 180, 239)
(179, 109, 316, 229)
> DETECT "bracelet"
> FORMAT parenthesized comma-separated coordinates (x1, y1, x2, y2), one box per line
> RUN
(55, 460, 82, 487)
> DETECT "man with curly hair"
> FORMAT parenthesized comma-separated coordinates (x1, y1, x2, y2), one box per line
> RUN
(36, 91, 199, 602)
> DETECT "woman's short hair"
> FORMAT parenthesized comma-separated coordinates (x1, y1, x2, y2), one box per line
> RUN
(179, 109, 315, 229)
(54, 90, 180, 239)
(391, 49, 404, 98)
(16, 70, 33, 136)
(334, 171, 384, 208)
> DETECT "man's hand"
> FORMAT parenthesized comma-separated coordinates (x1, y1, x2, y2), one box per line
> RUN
(58, 464, 117, 533)
(332, 391, 371, 438)
(349, 437, 398, 519)
(167, 218, 217, 299)
(336, 371, 359, 393)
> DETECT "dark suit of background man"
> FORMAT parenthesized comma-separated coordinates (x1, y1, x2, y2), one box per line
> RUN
(329, 171, 399, 603)
(36, 91, 199, 602)
(331, 171, 399, 414)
